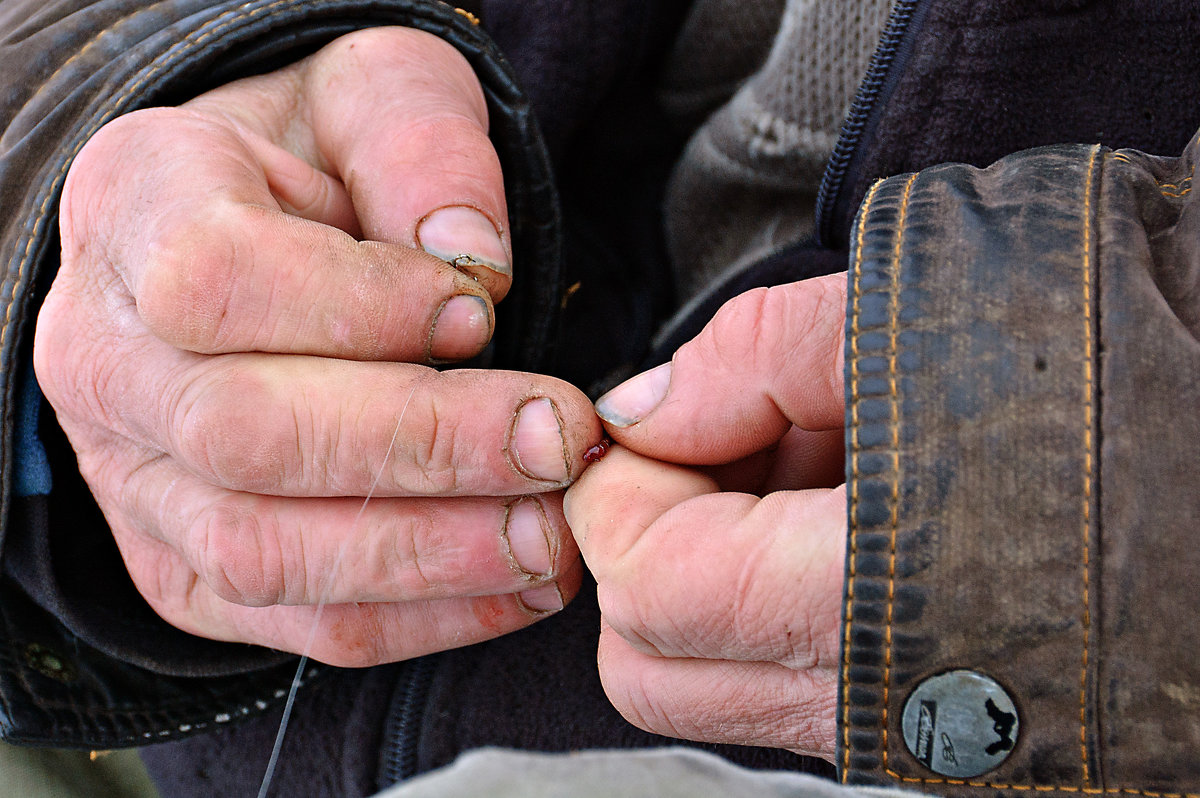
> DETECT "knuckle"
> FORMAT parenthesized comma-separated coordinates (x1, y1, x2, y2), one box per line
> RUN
(35, 297, 134, 431)
(703, 287, 771, 370)
(596, 581, 669, 658)
(601, 660, 683, 740)
(320, 27, 475, 91)
(64, 109, 173, 223)
(174, 368, 295, 491)
(190, 499, 287, 607)
(398, 396, 461, 494)
(32, 293, 82, 409)
(704, 279, 846, 409)
(138, 204, 253, 352)
(365, 507, 448, 594)
(121, 534, 194, 608)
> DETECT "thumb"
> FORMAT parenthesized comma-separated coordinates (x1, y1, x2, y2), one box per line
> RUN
(595, 273, 846, 465)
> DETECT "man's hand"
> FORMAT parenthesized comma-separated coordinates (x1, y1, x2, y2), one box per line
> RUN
(34, 27, 598, 667)
(564, 273, 847, 761)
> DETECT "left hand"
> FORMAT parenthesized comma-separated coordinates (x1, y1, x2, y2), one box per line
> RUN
(564, 273, 847, 761)
(36, 27, 596, 666)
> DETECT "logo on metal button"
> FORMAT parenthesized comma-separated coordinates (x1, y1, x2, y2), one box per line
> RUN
(902, 670, 1019, 778)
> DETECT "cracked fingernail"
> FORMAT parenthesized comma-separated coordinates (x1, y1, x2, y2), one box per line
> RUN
(504, 499, 553, 577)
(510, 398, 568, 483)
(417, 206, 511, 277)
(428, 294, 492, 360)
(517, 584, 564, 614)
(595, 362, 672, 428)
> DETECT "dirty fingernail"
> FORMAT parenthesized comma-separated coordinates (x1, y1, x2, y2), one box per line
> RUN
(417, 206, 511, 277)
(517, 584, 564, 614)
(510, 398, 568, 483)
(504, 499, 553, 576)
(428, 294, 492, 360)
(595, 362, 672, 428)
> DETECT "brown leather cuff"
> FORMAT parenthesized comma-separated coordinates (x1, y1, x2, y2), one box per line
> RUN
(840, 137, 1200, 794)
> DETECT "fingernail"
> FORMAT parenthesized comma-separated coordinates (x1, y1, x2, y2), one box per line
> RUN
(595, 362, 672, 428)
(428, 294, 492, 360)
(504, 499, 553, 577)
(417, 206, 511, 277)
(509, 398, 569, 483)
(517, 583, 564, 614)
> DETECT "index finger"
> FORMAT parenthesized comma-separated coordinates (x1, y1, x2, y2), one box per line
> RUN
(149, 352, 602, 497)
(594, 274, 847, 465)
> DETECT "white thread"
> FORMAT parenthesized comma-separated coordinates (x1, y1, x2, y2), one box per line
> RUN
(257, 386, 415, 798)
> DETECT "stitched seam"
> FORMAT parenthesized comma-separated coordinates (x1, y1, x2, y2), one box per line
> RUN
(879, 171, 918, 773)
(21, 0, 174, 113)
(840, 149, 1193, 796)
(1079, 143, 1100, 787)
(841, 177, 884, 782)
(452, 6, 480, 25)
(881, 780, 1200, 797)
(1105, 152, 1191, 196)
(868, 148, 1109, 790)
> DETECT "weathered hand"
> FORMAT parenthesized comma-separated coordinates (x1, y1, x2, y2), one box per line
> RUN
(565, 273, 847, 761)
(34, 27, 597, 666)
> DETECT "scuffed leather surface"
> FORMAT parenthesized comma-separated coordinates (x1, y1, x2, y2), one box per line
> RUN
(841, 136, 1200, 793)
(0, 0, 560, 748)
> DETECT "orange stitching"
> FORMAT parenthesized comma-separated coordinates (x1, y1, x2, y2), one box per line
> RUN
(453, 7, 481, 25)
(842, 177, 884, 782)
(886, 776, 1198, 798)
(1106, 152, 1193, 197)
(880, 172, 918, 772)
(878, 149, 1099, 782)
(7, 0, 171, 140)
(1079, 144, 1100, 785)
(870, 149, 1123, 792)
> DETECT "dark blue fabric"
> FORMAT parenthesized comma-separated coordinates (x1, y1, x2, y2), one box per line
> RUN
(14, 363, 50, 497)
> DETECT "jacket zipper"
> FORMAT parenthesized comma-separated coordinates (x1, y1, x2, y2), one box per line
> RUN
(379, 655, 436, 788)
(813, 0, 926, 248)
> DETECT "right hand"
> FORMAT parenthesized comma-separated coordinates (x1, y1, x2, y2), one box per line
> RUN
(33, 27, 597, 667)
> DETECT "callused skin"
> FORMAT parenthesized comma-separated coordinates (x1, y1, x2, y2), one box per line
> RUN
(565, 275, 848, 762)
(35, 27, 600, 668)
(35, 21, 848, 758)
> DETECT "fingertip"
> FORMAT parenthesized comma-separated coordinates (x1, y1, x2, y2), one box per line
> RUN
(427, 293, 494, 361)
(595, 362, 672, 429)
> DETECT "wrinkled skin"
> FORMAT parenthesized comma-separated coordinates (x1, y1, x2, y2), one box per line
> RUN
(566, 273, 847, 762)
(35, 24, 846, 758)
(35, 27, 598, 667)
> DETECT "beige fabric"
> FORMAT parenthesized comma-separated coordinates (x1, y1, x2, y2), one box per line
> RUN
(0, 740, 160, 797)
(662, 0, 894, 300)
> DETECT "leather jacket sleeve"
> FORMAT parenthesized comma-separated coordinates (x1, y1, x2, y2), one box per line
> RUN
(0, 0, 561, 749)
(840, 134, 1200, 794)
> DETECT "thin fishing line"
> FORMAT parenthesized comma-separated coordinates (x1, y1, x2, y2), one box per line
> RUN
(257, 386, 416, 798)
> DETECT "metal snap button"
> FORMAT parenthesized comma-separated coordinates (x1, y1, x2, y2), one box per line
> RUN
(23, 642, 77, 683)
(901, 670, 1019, 778)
